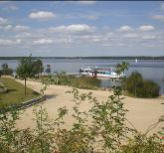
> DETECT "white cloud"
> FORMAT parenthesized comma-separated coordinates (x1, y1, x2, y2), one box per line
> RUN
(15, 32, 32, 38)
(49, 24, 95, 33)
(79, 14, 99, 20)
(14, 25, 30, 31)
(0, 17, 8, 25)
(141, 35, 156, 40)
(152, 15, 164, 21)
(0, 39, 21, 46)
(161, 3, 164, 10)
(54, 37, 73, 44)
(3, 5, 18, 11)
(33, 39, 53, 45)
(0, 21, 163, 54)
(16, 39, 22, 44)
(123, 33, 138, 38)
(29, 11, 56, 20)
(118, 25, 133, 32)
(8, 5, 18, 10)
(79, 35, 102, 43)
(66, 24, 94, 32)
(4, 25, 12, 30)
(139, 25, 155, 31)
(77, 1, 96, 5)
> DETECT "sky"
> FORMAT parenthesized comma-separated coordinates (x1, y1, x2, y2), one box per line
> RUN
(0, 1, 164, 57)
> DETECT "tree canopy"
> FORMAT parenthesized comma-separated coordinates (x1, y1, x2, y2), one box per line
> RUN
(1, 63, 13, 76)
(16, 56, 44, 95)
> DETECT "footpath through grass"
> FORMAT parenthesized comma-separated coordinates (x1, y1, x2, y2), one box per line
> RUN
(0, 77, 40, 107)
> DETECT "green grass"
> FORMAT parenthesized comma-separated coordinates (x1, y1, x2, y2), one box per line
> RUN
(0, 77, 40, 107)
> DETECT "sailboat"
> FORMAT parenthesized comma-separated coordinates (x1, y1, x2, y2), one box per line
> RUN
(135, 58, 138, 63)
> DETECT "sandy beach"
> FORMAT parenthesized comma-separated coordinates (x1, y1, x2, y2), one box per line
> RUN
(16, 79, 164, 134)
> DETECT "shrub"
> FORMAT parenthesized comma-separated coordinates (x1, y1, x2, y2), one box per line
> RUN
(41, 73, 100, 90)
(138, 80, 160, 98)
(122, 71, 143, 97)
(120, 133, 164, 153)
(122, 71, 160, 98)
(71, 76, 100, 89)
(1, 63, 13, 76)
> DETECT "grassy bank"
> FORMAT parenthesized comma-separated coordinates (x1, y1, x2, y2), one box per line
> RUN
(0, 77, 39, 107)
(41, 73, 101, 90)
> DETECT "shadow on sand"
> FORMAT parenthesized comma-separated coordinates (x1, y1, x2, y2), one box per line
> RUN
(45, 94, 57, 100)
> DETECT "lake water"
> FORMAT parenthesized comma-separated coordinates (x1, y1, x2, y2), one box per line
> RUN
(0, 58, 164, 94)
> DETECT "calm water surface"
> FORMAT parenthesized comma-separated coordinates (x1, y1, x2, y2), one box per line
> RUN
(0, 59, 164, 94)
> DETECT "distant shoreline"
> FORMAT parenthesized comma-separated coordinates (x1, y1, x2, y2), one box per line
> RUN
(0, 56, 164, 60)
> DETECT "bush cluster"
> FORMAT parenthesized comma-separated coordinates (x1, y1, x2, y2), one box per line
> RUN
(41, 72, 100, 90)
(122, 71, 160, 98)
(0, 63, 13, 76)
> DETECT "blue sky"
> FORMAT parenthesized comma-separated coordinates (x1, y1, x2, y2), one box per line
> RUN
(0, 1, 164, 56)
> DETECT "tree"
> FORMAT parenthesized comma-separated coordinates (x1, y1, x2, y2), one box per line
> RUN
(16, 56, 35, 96)
(33, 59, 44, 77)
(1, 63, 13, 76)
(115, 61, 129, 75)
(123, 71, 143, 97)
(1, 63, 8, 70)
(122, 71, 160, 97)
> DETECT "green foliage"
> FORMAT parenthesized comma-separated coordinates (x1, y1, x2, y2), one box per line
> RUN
(139, 80, 160, 98)
(0, 107, 33, 153)
(16, 56, 35, 79)
(1, 63, 13, 76)
(122, 71, 160, 98)
(119, 133, 164, 153)
(41, 72, 100, 90)
(115, 61, 129, 75)
(16, 56, 44, 79)
(16, 56, 44, 95)
(122, 71, 143, 97)
(32, 59, 44, 77)
(30, 107, 56, 153)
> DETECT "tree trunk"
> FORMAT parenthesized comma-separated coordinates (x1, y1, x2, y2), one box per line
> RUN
(25, 78, 26, 96)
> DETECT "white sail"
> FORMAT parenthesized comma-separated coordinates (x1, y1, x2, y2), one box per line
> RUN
(135, 58, 138, 63)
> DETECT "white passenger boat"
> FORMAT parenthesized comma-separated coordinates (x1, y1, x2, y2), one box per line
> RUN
(79, 67, 124, 79)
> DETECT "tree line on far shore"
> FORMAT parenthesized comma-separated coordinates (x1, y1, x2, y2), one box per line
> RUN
(0, 56, 164, 60)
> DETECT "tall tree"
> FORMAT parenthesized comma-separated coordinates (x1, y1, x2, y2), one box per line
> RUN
(1, 63, 13, 75)
(16, 56, 34, 96)
(33, 59, 44, 77)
